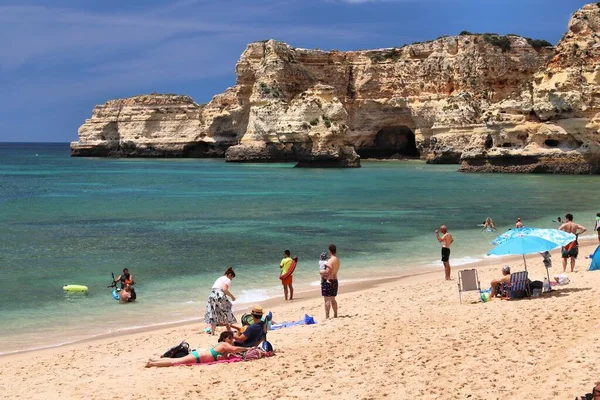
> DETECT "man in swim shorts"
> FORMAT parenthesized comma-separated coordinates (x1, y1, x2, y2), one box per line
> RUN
(435, 225, 454, 281)
(279, 250, 294, 300)
(559, 213, 586, 272)
(321, 244, 340, 319)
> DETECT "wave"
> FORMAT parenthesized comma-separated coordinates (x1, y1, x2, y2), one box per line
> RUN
(429, 255, 484, 267)
(234, 288, 274, 304)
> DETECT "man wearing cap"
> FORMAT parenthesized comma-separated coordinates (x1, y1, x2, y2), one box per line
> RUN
(233, 305, 265, 348)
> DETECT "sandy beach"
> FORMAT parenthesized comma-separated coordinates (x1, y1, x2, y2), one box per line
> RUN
(2, 240, 600, 400)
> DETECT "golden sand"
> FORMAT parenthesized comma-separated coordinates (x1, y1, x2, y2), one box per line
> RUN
(2, 241, 600, 399)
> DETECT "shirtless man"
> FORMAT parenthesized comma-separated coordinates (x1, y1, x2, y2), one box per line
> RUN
(515, 218, 524, 228)
(490, 266, 511, 298)
(322, 244, 340, 319)
(435, 225, 454, 280)
(559, 213, 586, 272)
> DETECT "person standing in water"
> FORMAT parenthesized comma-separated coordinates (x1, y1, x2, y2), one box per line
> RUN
(515, 218, 524, 228)
(435, 225, 454, 281)
(594, 213, 600, 243)
(481, 217, 497, 232)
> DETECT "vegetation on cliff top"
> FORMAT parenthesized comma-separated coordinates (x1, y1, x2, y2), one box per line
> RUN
(459, 31, 552, 51)
(367, 31, 552, 62)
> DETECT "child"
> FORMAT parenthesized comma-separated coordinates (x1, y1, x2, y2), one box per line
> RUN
(319, 252, 330, 283)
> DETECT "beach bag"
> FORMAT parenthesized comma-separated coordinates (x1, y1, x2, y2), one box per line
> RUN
(161, 341, 190, 358)
(241, 313, 254, 326)
(480, 288, 491, 302)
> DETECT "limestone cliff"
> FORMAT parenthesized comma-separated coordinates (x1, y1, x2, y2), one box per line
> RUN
(460, 3, 600, 173)
(73, 4, 599, 171)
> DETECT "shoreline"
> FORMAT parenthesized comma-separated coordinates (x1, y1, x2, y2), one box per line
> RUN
(3, 240, 600, 399)
(5, 237, 597, 359)
(0, 271, 434, 359)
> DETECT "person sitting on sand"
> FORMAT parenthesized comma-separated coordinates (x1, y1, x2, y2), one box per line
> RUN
(145, 331, 248, 367)
(233, 305, 266, 348)
(481, 217, 497, 232)
(490, 266, 511, 298)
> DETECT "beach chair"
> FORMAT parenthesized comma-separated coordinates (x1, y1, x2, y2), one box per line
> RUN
(503, 270, 531, 300)
(457, 269, 480, 304)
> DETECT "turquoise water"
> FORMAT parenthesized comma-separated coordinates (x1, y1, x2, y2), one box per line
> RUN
(2, 143, 600, 353)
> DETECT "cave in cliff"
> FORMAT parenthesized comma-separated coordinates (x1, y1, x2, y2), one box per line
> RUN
(357, 126, 420, 159)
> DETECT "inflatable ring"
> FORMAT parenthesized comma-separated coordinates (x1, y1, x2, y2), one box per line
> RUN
(63, 284, 88, 292)
(279, 257, 297, 280)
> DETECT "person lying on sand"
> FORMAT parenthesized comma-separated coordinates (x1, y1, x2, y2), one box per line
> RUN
(145, 331, 248, 367)
(490, 266, 511, 299)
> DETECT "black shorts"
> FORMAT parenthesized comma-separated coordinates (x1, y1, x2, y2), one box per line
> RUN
(441, 247, 451, 262)
(321, 279, 339, 297)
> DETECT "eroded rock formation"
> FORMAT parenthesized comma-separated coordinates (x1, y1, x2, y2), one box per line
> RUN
(72, 3, 600, 172)
(460, 3, 600, 173)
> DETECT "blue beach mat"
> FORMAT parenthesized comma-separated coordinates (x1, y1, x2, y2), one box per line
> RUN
(589, 245, 600, 271)
(270, 314, 317, 331)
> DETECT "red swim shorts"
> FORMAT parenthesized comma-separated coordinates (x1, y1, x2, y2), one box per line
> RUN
(281, 275, 293, 286)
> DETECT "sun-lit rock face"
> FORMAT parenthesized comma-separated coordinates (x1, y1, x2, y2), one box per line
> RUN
(461, 3, 600, 173)
(74, 3, 600, 172)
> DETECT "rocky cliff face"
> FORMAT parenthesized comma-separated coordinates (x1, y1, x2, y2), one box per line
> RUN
(460, 3, 600, 173)
(73, 3, 600, 172)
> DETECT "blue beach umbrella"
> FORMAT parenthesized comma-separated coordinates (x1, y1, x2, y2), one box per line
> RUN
(488, 236, 561, 271)
(492, 228, 575, 247)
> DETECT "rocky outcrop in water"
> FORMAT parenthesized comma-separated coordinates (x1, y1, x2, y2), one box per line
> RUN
(72, 3, 600, 172)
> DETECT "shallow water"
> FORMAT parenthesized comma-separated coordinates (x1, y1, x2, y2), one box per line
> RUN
(1, 143, 599, 353)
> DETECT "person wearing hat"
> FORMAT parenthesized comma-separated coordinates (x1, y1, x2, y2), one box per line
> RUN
(233, 305, 266, 348)
(490, 266, 511, 299)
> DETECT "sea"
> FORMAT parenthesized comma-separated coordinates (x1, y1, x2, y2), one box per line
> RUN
(1, 142, 599, 354)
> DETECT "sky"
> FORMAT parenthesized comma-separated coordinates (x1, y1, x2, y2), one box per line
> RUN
(0, 0, 589, 142)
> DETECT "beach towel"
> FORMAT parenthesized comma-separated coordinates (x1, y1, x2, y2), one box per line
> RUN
(195, 349, 275, 366)
(589, 245, 600, 271)
(270, 314, 317, 330)
(203, 355, 243, 365)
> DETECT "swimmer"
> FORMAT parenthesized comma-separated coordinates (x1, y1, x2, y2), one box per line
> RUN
(481, 217, 497, 232)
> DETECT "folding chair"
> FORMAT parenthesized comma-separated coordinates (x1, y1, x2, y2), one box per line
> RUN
(458, 269, 481, 304)
(504, 270, 531, 300)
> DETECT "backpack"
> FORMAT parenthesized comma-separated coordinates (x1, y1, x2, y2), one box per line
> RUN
(241, 313, 254, 326)
(161, 341, 190, 358)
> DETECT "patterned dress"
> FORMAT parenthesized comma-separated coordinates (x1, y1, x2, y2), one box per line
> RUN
(204, 277, 237, 325)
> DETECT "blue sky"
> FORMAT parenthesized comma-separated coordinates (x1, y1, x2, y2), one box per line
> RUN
(0, 0, 587, 142)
